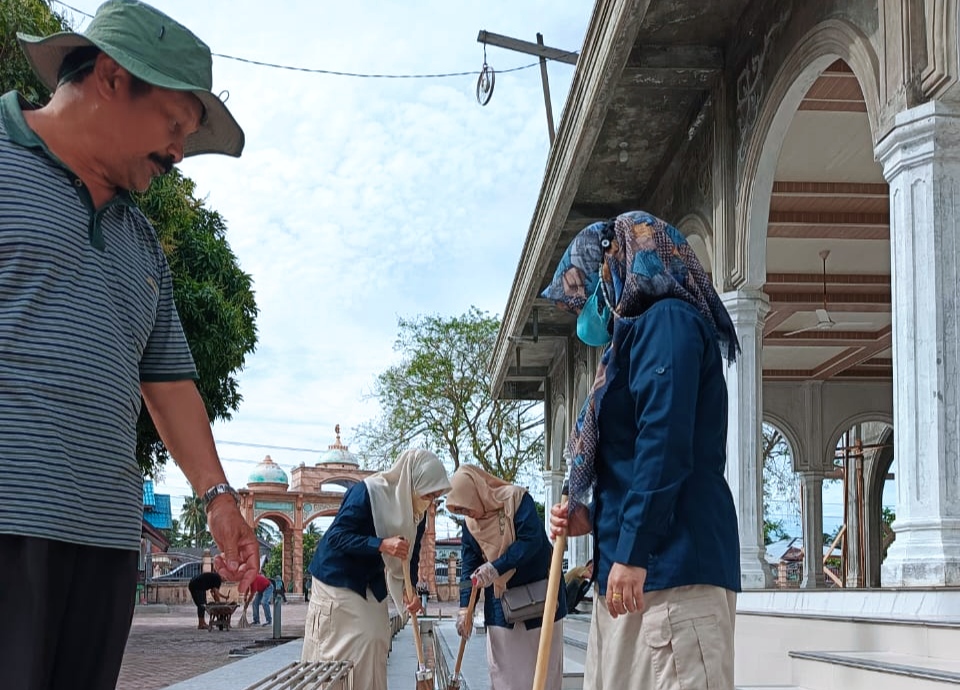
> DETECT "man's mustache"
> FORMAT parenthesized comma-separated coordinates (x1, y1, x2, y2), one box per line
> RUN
(149, 154, 175, 175)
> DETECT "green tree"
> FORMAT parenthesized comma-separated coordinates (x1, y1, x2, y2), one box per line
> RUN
(134, 171, 258, 476)
(881, 506, 896, 560)
(0, 2, 259, 478)
(764, 518, 789, 545)
(356, 308, 543, 483)
(256, 520, 280, 546)
(263, 528, 322, 583)
(0, 0, 64, 103)
(762, 424, 799, 541)
(180, 493, 210, 548)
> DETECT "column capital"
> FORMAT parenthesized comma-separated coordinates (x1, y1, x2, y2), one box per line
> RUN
(720, 289, 771, 322)
(876, 101, 960, 179)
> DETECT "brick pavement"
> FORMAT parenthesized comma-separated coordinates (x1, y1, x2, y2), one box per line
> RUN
(117, 596, 463, 689)
(117, 601, 308, 690)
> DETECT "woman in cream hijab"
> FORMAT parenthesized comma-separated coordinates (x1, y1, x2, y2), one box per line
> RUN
(302, 448, 450, 690)
(446, 465, 566, 690)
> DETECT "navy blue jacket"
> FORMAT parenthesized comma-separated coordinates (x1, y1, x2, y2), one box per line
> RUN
(460, 492, 566, 629)
(593, 298, 740, 595)
(308, 482, 424, 601)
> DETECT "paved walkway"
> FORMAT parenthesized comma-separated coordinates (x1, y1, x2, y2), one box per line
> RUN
(117, 601, 309, 690)
(119, 597, 464, 689)
(119, 598, 592, 689)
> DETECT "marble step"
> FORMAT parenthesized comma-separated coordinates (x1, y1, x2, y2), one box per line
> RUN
(791, 650, 960, 689)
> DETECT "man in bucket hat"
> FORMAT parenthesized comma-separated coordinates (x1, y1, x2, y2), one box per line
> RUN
(0, 2, 257, 687)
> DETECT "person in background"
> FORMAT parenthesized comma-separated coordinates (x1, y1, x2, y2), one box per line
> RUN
(273, 576, 288, 603)
(245, 573, 274, 626)
(0, 2, 256, 687)
(544, 211, 741, 690)
(188, 571, 225, 630)
(301, 449, 451, 690)
(446, 465, 566, 690)
(564, 559, 593, 614)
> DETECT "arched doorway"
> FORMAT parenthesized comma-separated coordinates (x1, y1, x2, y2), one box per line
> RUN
(235, 428, 444, 596)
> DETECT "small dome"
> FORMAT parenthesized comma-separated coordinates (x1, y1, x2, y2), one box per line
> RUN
(318, 425, 358, 466)
(248, 455, 289, 485)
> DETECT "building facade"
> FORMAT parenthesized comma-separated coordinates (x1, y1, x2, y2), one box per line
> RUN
(490, 1, 960, 684)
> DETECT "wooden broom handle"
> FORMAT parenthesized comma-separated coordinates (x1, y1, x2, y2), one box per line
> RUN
(532, 501, 568, 690)
(403, 569, 426, 668)
(454, 583, 480, 675)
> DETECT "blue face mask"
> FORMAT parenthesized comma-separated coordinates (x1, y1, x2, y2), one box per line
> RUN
(576, 281, 612, 347)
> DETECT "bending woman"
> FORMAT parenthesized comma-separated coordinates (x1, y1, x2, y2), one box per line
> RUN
(301, 448, 451, 690)
(446, 465, 566, 690)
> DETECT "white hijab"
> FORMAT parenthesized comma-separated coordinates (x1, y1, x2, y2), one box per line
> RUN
(365, 448, 451, 612)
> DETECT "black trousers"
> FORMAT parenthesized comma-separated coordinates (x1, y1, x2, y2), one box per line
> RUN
(0, 533, 138, 690)
(188, 582, 208, 617)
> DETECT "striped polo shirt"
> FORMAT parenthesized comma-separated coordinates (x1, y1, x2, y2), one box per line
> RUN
(0, 91, 197, 551)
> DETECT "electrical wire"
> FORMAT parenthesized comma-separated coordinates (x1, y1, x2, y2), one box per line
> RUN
(51, 1, 578, 79)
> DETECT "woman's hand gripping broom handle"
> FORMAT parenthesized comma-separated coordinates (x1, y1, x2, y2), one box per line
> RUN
(403, 569, 427, 670)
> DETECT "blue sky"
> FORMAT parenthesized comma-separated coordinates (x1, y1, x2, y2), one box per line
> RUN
(53, 0, 592, 530)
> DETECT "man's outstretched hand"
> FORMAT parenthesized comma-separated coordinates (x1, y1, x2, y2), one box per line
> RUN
(208, 497, 259, 594)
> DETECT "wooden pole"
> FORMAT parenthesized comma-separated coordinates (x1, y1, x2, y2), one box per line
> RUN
(476, 30, 573, 144)
(532, 530, 566, 690)
(447, 584, 480, 689)
(403, 570, 433, 690)
(536, 33, 556, 145)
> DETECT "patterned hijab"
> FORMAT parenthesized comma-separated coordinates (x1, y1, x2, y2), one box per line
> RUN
(445, 465, 527, 596)
(541, 210, 739, 514)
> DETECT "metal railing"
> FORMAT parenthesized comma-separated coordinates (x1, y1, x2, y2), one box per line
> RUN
(243, 661, 353, 690)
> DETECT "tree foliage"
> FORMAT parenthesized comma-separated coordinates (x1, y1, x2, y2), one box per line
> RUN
(762, 423, 800, 542)
(134, 171, 258, 476)
(262, 529, 322, 583)
(0, 1, 259, 477)
(0, 0, 63, 103)
(180, 493, 210, 548)
(356, 308, 544, 483)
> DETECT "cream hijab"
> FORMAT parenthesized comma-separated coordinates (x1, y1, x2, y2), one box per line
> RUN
(446, 464, 527, 597)
(365, 448, 451, 612)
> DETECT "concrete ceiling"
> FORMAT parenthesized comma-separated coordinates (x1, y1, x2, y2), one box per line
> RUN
(764, 60, 891, 383)
(496, 5, 891, 398)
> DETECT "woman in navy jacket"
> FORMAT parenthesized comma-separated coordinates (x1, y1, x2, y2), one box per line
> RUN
(301, 448, 450, 690)
(446, 465, 566, 690)
(544, 211, 741, 690)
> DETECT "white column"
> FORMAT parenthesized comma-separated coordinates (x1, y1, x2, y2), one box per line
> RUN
(799, 470, 826, 588)
(722, 289, 772, 588)
(877, 101, 960, 586)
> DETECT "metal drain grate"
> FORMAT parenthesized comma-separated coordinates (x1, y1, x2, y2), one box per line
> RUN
(243, 661, 354, 690)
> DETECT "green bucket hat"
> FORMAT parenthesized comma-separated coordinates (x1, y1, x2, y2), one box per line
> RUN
(17, 0, 244, 157)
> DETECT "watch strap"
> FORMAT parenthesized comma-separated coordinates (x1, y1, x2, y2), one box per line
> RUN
(201, 483, 240, 511)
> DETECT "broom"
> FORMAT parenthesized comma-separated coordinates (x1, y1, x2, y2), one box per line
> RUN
(532, 500, 567, 690)
(403, 570, 434, 690)
(237, 594, 250, 629)
(446, 582, 479, 690)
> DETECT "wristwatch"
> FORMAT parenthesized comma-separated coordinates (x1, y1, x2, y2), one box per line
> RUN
(201, 483, 240, 511)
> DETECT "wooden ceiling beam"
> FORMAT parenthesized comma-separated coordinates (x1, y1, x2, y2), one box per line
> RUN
(765, 330, 887, 347)
(771, 181, 888, 197)
(812, 329, 893, 380)
(766, 291, 890, 309)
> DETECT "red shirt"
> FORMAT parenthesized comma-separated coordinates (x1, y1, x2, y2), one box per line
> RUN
(251, 574, 272, 593)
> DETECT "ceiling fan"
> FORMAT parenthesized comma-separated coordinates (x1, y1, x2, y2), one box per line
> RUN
(784, 250, 861, 336)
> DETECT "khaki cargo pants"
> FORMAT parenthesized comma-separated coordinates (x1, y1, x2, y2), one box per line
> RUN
(583, 584, 736, 690)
